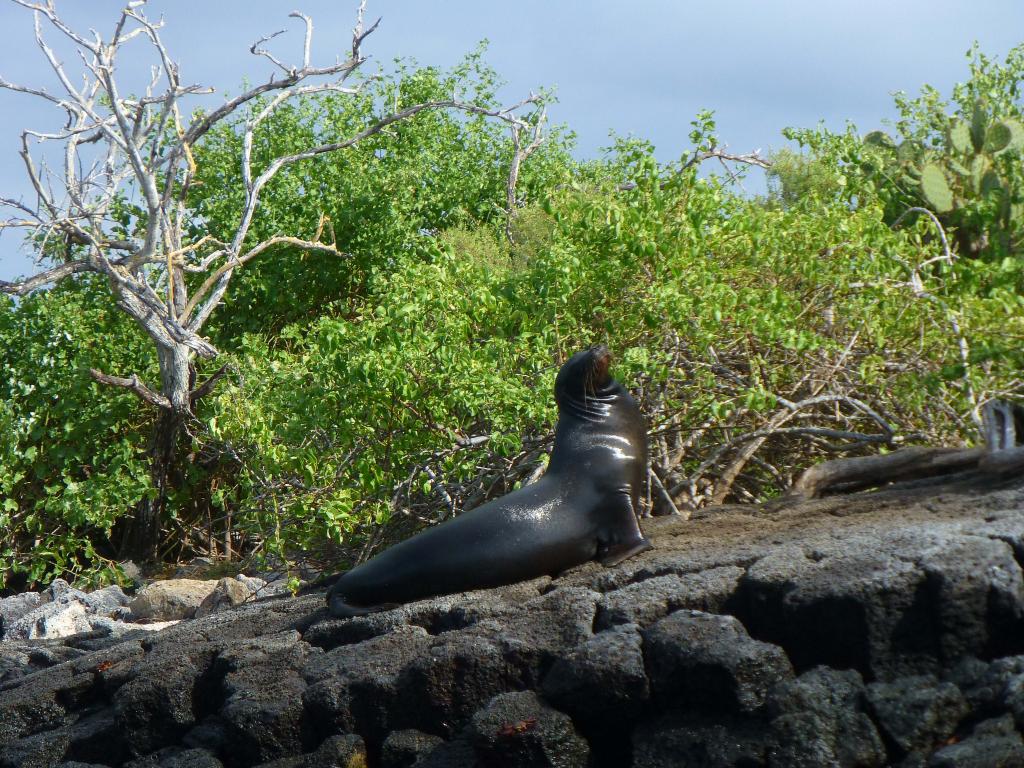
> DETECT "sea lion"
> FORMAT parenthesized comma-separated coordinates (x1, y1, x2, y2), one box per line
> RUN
(327, 345, 653, 618)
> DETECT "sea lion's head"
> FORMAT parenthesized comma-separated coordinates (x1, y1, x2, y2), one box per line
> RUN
(555, 345, 615, 408)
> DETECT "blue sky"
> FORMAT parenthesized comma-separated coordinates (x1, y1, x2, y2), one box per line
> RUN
(1, 1, 1023, 281)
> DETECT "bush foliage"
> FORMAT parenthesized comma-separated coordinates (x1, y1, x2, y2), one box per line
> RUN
(2, 46, 1023, 588)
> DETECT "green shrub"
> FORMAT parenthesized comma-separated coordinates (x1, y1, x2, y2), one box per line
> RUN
(4, 48, 1022, 585)
(0, 278, 154, 586)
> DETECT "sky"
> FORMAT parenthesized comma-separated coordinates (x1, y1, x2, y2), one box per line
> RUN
(1, 0, 1022, 282)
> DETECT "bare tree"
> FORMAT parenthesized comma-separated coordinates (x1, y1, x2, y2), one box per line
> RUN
(0, 0, 546, 561)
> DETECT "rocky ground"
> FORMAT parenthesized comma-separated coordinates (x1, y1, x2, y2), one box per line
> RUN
(1, 474, 1023, 767)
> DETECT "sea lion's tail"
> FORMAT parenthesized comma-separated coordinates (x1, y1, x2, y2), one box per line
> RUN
(295, 571, 343, 596)
(327, 588, 391, 619)
(598, 536, 654, 567)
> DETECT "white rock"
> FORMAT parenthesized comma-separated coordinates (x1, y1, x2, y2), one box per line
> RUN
(127, 619, 180, 632)
(88, 615, 179, 634)
(23, 600, 91, 640)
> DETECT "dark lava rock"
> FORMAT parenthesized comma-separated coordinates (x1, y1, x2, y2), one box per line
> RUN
(732, 543, 932, 678)
(379, 729, 444, 768)
(7, 708, 134, 768)
(927, 714, 1024, 767)
(731, 522, 1024, 680)
(945, 654, 1024, 745)
(594, 565, 744, 630)
(865, 674, 970, 757)
(1007, 673, 1024, 733)
(396, 627, 532, 736)
(302, 579, 549, 651)
(0, 727, 72, 768)
(407, 738, 476, 768)
(1, 478, 1022, 768)
(916, 535, 1024, 662)
(643, 609, 793, 713)
(766, 666, 886, 768)
(213, 631, 318, 765)
(947, 656, 1024, 716)
(250, 734, 365, 768)
(301, 623, 434, 742)
(632, 711, 771, 768)
(542, 621, 649, 722)
(0, 642, 89, 685)
(0, 660, 99, 746)
(123, 747, 224, 767)
(466, 690, 589, 768)
(112, 643, 222, 756)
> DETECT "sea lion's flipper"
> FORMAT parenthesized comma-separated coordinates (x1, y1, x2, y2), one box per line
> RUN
(596, 491, 653, 567)
(598, 536, 653, 567)
(328, 590, 393, 619)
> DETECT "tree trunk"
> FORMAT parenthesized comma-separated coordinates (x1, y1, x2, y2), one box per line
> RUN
(121, 342, 194, 563)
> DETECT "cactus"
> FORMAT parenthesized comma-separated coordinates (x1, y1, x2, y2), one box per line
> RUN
(897, 140, 921, 165)
(980, 168, 1005, 197)
(948, 120, 972, 154)
(985, 119, 1024, 154)
(985, 122, 1013, 154)
(1008, 119, 1024, 151)
(947, 158, 971, 177)
(920, 164, 954, 213)
(970, 102, 989, 152)
(861, 97, 1022, 257)
(970, 155, 991, 191)
(864, 130, 896, 149)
